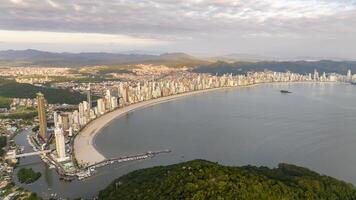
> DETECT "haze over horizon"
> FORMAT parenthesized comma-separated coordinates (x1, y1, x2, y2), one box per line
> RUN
(1, 0, 356, 59)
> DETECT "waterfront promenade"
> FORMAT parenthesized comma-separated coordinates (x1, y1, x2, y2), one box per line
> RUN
(74, 86, 239, 166)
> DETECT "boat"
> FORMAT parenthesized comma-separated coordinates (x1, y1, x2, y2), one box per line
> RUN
(280, 90, 292, 94)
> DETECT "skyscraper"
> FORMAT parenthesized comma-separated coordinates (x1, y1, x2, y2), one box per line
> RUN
(87, 84, 91, 109)
(54, 126, 66, 161)
(61, 113, 69, 133)
(87, 85, 91, 119)
(97, 99, 105, 115)
(313, 69, 319, 81)
(347, 69, 352, 82)
(36, 92, 47, 141)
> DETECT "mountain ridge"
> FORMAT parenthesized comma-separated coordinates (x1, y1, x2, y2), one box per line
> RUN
(0, 49, 207, 67)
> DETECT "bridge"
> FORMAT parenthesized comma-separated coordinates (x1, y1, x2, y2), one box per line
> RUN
(5, 150, 52, 159)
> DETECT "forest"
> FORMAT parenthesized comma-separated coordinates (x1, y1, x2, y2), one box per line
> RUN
(0, 78, 87, 105)
(99, 159, 356, 200)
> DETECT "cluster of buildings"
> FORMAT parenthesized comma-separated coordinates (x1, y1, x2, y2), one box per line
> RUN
(32, 70, 352, 163)
(0, 67, 73, 84)
(10, 98, 36, 109)
(313, 69, 354, 82)
(1, 69, 353, 165)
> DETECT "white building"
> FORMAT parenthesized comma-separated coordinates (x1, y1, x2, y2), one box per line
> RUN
(97, 99, 105, 115)
(54, 126, 67, 162)
(110, 96, 118, 110)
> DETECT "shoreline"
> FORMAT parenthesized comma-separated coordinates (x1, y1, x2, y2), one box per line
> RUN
(73, 81, 341, 166)
(73, 85, 254, 166)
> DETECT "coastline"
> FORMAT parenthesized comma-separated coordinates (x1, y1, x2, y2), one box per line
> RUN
(73, 85, 252, 166)
(73, 81, 342, 166)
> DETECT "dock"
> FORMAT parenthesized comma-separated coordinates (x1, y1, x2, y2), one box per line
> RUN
(76, 149, 171, 180)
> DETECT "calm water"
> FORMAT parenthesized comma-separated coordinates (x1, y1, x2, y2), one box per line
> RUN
(15, 83, 356, 199)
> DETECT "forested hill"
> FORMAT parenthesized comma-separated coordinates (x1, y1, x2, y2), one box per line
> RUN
(98, 159, 356, 200)
(0, 78, 87, 105)
(193, 60, 356, 75)
(0, 49, 207, 67)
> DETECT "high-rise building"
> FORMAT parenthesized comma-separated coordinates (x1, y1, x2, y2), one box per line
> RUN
(110, 96, 118, 110)
(87, 85, 91, 119)
(87, 85, 92, 109)
(61, 113, 69, 133)
(313, 69, 319, 81)
(104, 89, 112, 110)
(36, 92, 47, 141)
(97, 99, 105, 115)
(54, 126, 66, 161)
(347, 69, 352, 82)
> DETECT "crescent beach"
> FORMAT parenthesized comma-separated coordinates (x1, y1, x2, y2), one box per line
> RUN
(73, 86, 241, 166)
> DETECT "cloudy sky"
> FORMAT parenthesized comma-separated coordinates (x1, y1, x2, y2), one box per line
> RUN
(1, 0, 356, 58)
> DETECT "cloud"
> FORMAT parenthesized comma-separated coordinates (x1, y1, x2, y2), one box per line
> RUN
(46, 0, 60, 8)
(0, 30, 165, 46)
(10, 0, 24, 5)
(0, 0, 356, 57)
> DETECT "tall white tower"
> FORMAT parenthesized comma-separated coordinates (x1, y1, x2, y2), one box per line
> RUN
(313, 69, 319, 81)
(347, 69, 352, 82)
(54, 126, 66, 161)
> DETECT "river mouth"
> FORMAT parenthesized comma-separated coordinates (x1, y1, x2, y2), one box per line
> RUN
(14, 82, 356, 199)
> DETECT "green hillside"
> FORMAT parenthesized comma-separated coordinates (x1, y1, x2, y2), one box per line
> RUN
(0, 78, 86, 105)
(99, 160, 356, 200)
(0, 96, 11, 108)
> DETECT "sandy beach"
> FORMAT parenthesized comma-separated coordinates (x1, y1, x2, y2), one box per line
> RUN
(73, 86, 243, 166)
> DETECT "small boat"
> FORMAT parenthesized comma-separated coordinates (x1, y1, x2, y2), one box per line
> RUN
(280, 90, 292, 94)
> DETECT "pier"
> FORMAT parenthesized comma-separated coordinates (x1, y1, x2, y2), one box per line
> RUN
(76, 149, 171, 180)
(88, 149, 171, 170)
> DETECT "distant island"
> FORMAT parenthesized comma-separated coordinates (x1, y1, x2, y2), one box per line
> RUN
(99, 160, 356, 200)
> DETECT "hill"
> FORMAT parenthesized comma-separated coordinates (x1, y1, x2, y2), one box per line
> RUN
(0, 49, 208, 67)
(0, 78, 87, 105)
(98, 159, 356, 200)
(193, 60, 356, 75)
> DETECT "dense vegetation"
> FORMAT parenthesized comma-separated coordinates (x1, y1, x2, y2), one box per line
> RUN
(0, 148, 4, 157)
(0, 96, 11, 108)
(0, 135, 6, 148)
(99, 160, 356, 200)
(193, 60, 356, 75)
(0, 111, 37, 120)
(0, 78, 86, 105)
(26, 193, 43, 200)
(0, 135, 6, 156)
(17, 168, 41, 184)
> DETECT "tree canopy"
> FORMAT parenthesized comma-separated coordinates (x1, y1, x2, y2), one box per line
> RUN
(99, 159, 356, 200)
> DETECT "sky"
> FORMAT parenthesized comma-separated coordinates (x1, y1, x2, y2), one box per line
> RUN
(0, 0, 356, 58)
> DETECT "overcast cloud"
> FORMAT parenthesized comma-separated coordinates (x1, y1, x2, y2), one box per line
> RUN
(0, 0, 356, 58)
